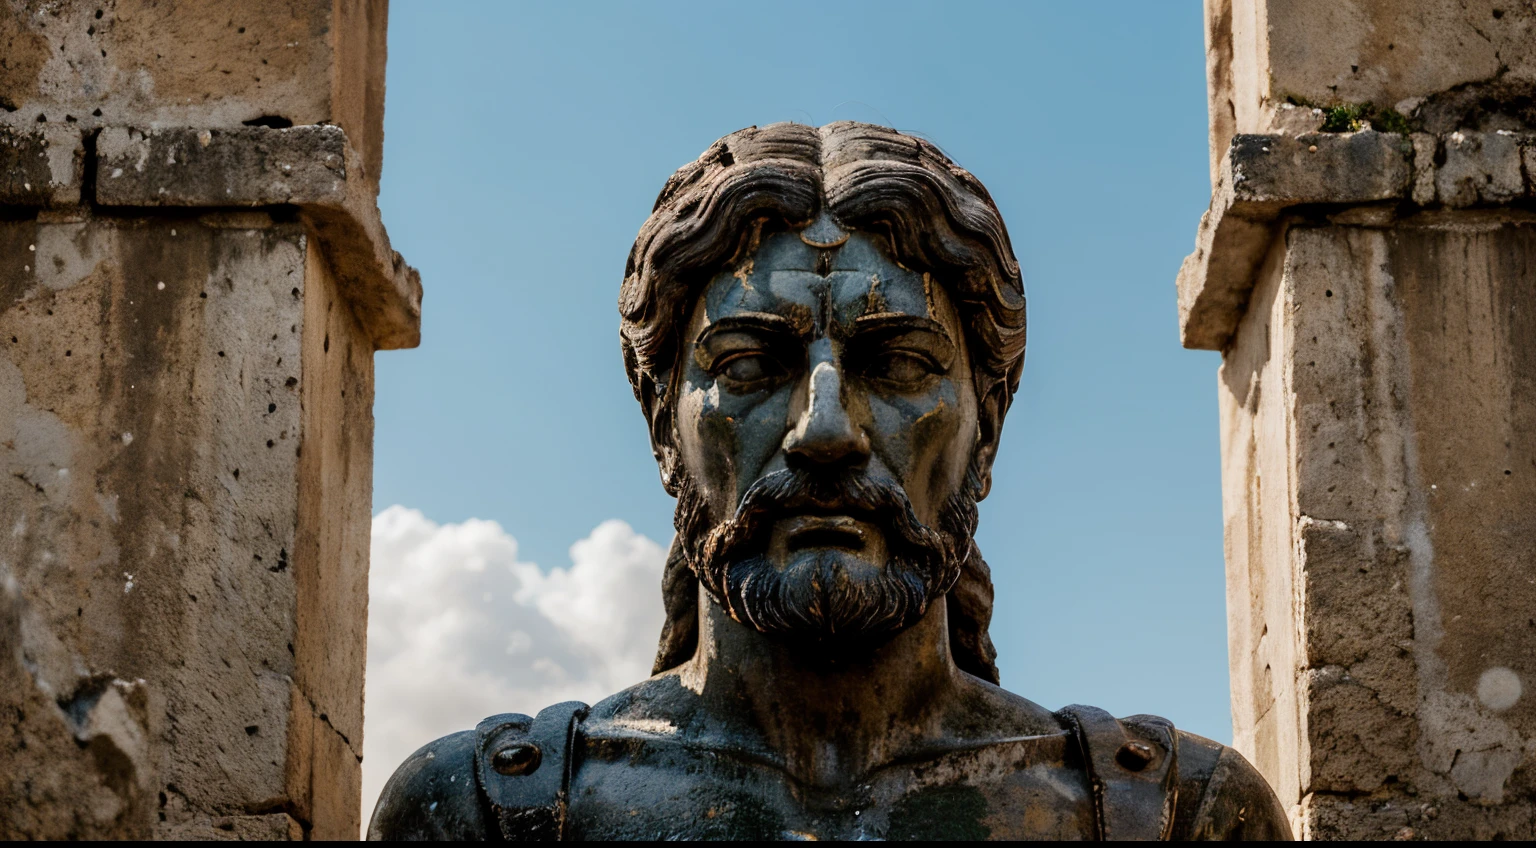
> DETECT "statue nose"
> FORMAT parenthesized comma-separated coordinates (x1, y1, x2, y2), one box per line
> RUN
(784, 360, 870, 467)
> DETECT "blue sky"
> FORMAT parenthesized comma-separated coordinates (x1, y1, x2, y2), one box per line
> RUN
(371, 1, 1230, 742)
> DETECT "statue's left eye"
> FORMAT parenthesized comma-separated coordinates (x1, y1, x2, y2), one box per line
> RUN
(868, 351, 936, 384)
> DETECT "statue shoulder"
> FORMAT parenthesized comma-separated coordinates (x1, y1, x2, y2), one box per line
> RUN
(1171, 730, 1293, 841)
(367, 701, 590, 842)
(1054, 705, 1291, 841)
(367, 727, 491, 840)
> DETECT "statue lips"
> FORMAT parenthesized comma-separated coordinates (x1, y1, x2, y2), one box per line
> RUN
(726, 470, 917, 563)
(749, 474, 897, 563)
(781, 512, 871, 553)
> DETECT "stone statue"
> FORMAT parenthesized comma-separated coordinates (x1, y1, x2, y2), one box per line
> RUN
(368, 122, 1291, 841)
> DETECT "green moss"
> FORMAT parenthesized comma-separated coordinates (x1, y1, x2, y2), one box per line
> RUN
(1284, 95, 1415, 135)
(1371, 107, 1413, 135)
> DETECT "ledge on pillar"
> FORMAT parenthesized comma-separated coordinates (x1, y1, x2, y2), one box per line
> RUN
(1178, 129, 1535, 351)
(93, 125, 421, 351)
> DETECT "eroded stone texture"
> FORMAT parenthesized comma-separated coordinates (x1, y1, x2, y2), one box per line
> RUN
(1178, 129, 1536, 350)
(90, 123, 422, 351)
(1196, 1, 1536, 840)
(0, 0, 388, 184)
(1203, 0, 1536, 185)
(0, 215, 378, 838)
(96, 126, 347, 207)
(0, 125, 81, 206)
(0, 2, 410, 839)
(1220, 219, 1536, 839)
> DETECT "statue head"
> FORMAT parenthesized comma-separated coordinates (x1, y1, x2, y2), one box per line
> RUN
(621, 122, 1025, 682)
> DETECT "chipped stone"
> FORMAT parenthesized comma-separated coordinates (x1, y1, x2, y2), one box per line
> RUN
(1435, 131, 1524, 207)
(0, 126, 82, 207)
(95, 126, 347, 208)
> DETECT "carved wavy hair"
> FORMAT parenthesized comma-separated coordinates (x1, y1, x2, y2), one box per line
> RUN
(619, 121, 1027, 684)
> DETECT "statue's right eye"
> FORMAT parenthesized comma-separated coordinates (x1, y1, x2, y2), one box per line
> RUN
(717, 352, 782, 384)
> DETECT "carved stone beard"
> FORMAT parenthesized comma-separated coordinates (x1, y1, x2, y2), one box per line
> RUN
(675, 467, 976, 648)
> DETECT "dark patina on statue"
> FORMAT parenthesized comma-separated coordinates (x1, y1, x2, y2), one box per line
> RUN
(369, 122, 1291, 841)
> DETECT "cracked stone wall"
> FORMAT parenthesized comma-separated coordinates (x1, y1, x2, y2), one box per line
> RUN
(0, 1, 416, 840)
(1194, 1, 1536, 840)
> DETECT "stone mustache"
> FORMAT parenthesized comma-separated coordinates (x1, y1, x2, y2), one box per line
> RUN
(369, 122, 1290, 840)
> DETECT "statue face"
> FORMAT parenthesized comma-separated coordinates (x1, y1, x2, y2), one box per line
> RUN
(671, 227, 981, 643)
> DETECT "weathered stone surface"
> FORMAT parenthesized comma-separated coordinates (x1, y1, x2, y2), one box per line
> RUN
(1203, 0, 1536, 182)
(0, 0, 389, 184)
(1179, 130, 1536, 350)
(1, 578, 155, 838)
(1434, 131, 1526, 207)
(92, 124, 420, 351)
(161, 812, 306, 840)
(290, 236, 373, 813)
(0, 125, 81, 206)
(294, 146, 422, 352)
(1302, 792, 1536, 841)
(1410, 133, 1438, 206)
(1216, 234, 1302, 835)
(1217, 218, 1536, 839)
(1196, 4, 1536, 838)
(96, 126, 346, 207)
(1229, 132, 1413, 206)
(1179, 131, 1414, 351)
(1262, 1, 1536, 114)
(0, 216, 369, 838)
(1, 1, 411, 839)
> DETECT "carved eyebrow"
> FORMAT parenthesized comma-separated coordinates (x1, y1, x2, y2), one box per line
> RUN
(850, 312, 956, 368)
(851, 312, 952, 339)
(696, 312, 804, 345)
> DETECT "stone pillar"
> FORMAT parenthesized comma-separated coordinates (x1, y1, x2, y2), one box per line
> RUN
(0, 1, 418, 839)
(1184, 1, 1536, 840)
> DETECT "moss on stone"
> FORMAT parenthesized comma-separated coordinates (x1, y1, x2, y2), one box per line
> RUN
(1285, 95, 1415, 135)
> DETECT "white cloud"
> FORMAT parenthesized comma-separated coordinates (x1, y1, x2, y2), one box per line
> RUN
(361, 506, 668, 827)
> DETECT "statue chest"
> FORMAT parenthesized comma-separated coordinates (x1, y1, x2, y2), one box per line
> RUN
(563, 732, 1098, 841)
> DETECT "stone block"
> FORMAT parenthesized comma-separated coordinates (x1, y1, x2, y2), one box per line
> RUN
(1435, 131, 1526, 207)
(1261, 0, 1535, 114)
(1299, 663, 1418, 796)
(1205, 0, 1536, 175)
(1217, 236, 1304, 808)
(292, 237, 373, 758)
(1295, 520, 1413, 671)
(1215, 217, 1536, 837)
(1178, 131, 1536, 350)
(0, 0, 388, 182)
(0, 2, 409, 838)
(1199, 1, 1536, 840)
(0, 126, 81, 206)
(0, 214, 372, 838)
(96, 126, 346, 207)
(91, 125, 420, 351)
(1228, 132, 1412, 207)
(1179, 132, 1412, 350)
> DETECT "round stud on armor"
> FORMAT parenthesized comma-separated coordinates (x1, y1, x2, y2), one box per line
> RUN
(492, 743, 542, 776)
(1115, 741, 1156, 772)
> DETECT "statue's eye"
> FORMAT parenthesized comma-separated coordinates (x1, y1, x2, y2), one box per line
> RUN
(867, 351, 937, 385)
(717, 352, 782, 384)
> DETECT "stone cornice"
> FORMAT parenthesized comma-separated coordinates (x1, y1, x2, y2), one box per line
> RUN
(1178, 130, 1536, 351)
(0, 124, 420, 351)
